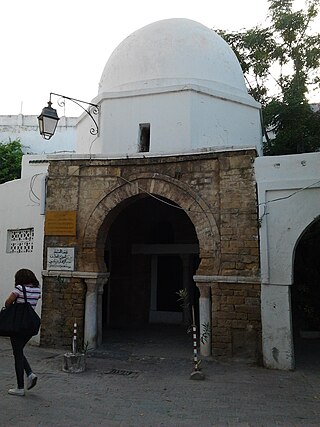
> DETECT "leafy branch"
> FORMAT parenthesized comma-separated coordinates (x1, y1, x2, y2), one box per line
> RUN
(216, 0, 320, 155)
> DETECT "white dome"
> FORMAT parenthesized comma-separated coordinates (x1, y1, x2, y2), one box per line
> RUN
(99, 18, 248, 97)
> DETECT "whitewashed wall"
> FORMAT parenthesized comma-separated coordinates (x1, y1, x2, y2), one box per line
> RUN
(0, 157, 48, 343)
(77, 87, 262, 156)
(255, 152, 320, 370)
(0, 114, 76, 154)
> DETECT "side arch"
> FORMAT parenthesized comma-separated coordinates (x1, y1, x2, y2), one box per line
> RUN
(264, 188, 320, 286)
(292, 215, 320, 333)
(78, 173, 220, 274)
(292, 214, 320, 276)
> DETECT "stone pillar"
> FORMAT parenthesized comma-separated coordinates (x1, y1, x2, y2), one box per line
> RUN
(196, 283, 211, 357)
(97, 276, 109, 347)
(84, 278, 98, 350)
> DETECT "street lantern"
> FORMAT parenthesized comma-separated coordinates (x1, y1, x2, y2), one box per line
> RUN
(38, 92, 99, 140)
(38, 101, 59, 140)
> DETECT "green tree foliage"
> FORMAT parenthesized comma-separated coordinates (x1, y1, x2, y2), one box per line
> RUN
(0, 139, 23, 184)
(218, 0, 320, 155)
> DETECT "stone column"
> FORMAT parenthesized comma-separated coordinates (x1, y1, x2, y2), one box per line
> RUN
(196, 283, 211, 357)
(84, 278, 98, 350)
(97, 276, 109, 347)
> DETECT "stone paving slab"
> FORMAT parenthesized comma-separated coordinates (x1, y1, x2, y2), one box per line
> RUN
(0, 336, 320, 426)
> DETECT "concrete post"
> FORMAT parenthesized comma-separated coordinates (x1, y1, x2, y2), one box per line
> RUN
(196, 283, 211, 357)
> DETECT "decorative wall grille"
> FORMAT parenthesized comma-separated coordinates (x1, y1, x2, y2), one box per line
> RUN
(7, 228, 34, 253)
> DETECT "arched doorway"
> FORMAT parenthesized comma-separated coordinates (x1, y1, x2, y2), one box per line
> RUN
(80, 172, 219, 354)
(292, 218, 320, 367)
(101, 195, 200, 355)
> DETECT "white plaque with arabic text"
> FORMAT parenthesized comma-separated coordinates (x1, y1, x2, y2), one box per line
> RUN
(47, 247, 75, 271)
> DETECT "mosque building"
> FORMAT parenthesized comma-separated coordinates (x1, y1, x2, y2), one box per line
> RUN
(1, 18, 319, 371)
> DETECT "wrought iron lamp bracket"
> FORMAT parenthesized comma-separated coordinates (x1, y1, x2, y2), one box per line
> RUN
(50, 92, 100, 136)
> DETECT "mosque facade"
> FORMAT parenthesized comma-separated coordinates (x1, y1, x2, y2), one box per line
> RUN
(40, 18, 262, 360)
(1, 18, 320, 371)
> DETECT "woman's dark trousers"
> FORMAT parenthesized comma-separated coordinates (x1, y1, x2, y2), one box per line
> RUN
(10, 334, 32, 389)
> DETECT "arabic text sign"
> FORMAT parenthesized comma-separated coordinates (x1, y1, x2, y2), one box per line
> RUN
(47, 247, 75, 271)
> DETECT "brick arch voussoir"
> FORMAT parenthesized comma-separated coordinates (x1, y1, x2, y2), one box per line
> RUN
(125, 173, 220, 253)
(81, 173, 220, 272)
(81, 185, 134, 247)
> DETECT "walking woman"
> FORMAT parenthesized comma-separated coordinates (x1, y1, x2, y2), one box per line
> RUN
(4, 269, 41, 396)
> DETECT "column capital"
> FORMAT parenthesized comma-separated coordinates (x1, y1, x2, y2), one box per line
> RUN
(97, 277, 107, 295)
(83, 273, 110, 293)
(84, 278, 98, 293)
(196, 283, 211, 298)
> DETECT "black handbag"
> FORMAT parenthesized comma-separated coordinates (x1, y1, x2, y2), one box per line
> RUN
(0, 285, 41, 337)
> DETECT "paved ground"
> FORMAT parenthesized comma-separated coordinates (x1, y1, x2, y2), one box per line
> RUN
(0, 326, 320, 427)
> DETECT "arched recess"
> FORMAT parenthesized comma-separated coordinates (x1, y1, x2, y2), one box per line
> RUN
(291, 216, 320, 365)
(79, 173, 220, 275)
(101, 194, 200, 329)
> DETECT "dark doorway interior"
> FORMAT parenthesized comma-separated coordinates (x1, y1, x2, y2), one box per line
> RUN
(292, 219, 320, 368)
(157, 255, 183, 312)
(102, 195, 200, 340)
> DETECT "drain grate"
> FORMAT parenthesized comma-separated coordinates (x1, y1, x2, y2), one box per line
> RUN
(105, 368, 139, 377)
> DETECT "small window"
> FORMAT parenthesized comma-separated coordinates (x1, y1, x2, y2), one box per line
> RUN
(7, 228, 34, 253)
(139, 123, 150, 152)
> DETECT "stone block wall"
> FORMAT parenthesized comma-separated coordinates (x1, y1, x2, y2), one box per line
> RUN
(41, 149, 261, 358)
(219, 155, 259, 276)
(40, 276, 86, 349)
(211, 283, 261, 359)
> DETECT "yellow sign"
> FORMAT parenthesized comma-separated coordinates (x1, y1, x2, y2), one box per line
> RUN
(45, 211, 77, 236)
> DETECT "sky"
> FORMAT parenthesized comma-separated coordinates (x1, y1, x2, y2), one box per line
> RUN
(0, 0, 318, 117)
